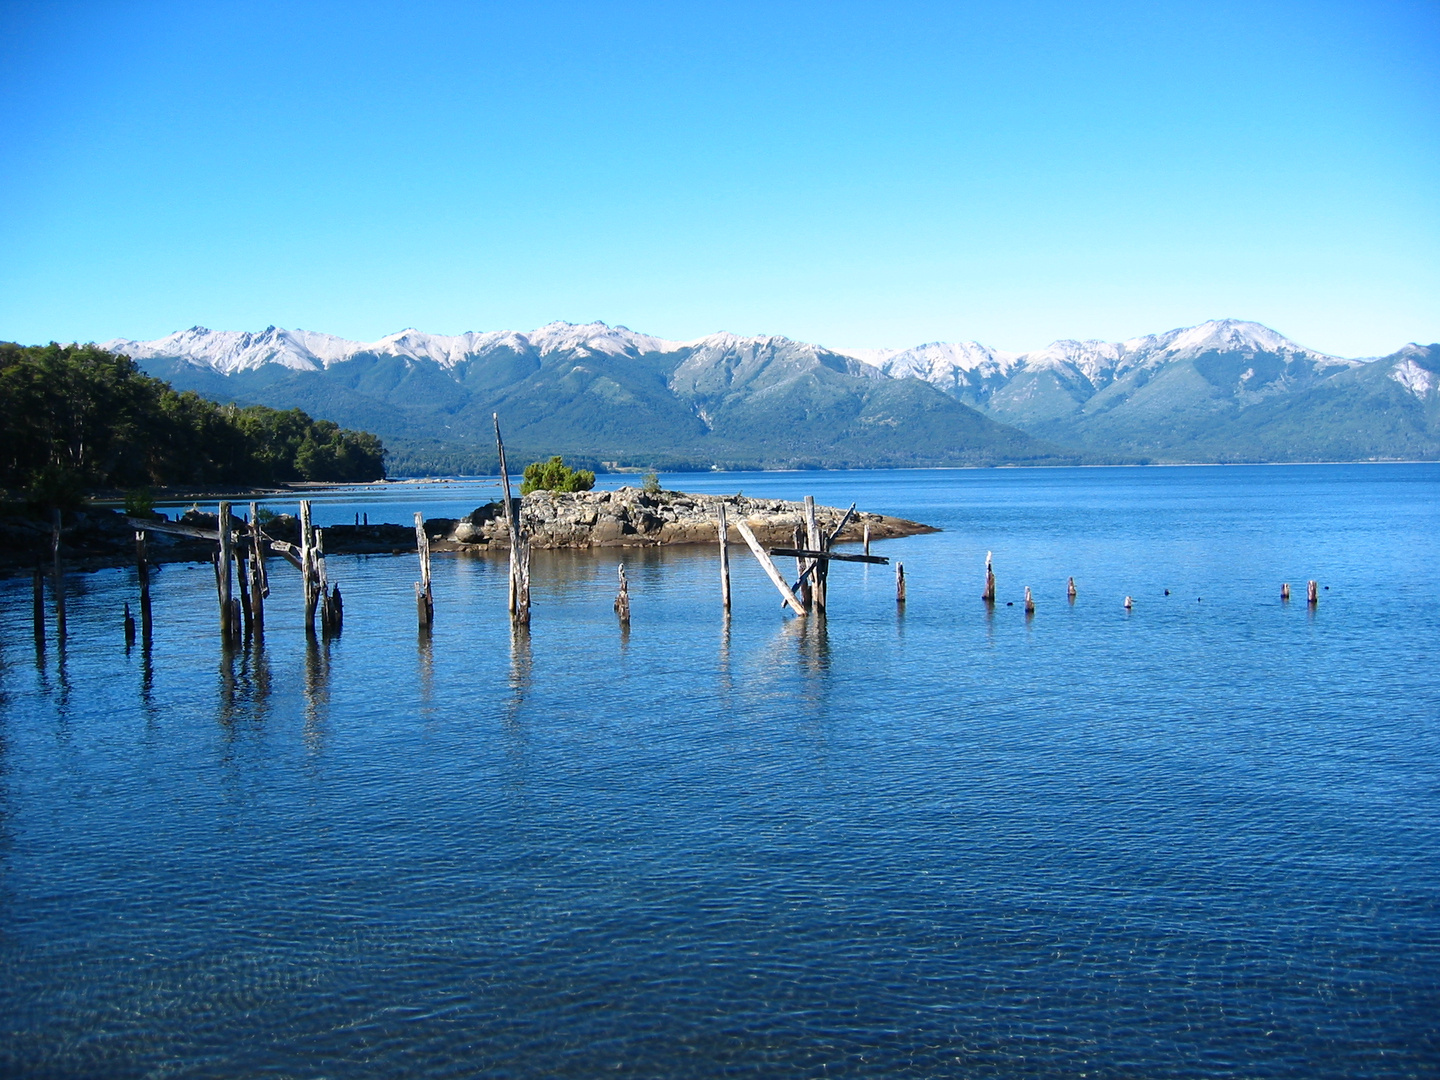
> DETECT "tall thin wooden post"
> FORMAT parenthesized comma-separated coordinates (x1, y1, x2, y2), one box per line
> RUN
(248, 503, 266, 636)
(614, 562, 631, 624)
(863, 523, 871, 557)
(896, 562, 906, 605)
(982, 551, 995, 604)
(804, 495, 825, 615)
(217, 502, 236, 643)
(717, 502, 732, 612)
(414, 512, 433, 628)
(51, 510, 66, 641)
(494, 414, 529, 626)
(299, 501, 319, 630)
(32, 564, 44, 645)
(134, 530, 152, 640)
(793, 524, 810, 614)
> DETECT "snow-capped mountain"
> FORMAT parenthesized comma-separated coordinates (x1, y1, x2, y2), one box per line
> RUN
(98, 319, 1437, 468)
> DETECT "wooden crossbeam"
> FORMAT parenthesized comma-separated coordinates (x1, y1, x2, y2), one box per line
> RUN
(770, 547, 889, 565)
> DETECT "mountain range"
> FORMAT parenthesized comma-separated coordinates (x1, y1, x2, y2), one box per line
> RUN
(100, 320, 1439, 473)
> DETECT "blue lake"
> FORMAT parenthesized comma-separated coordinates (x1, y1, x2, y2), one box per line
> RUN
(2, 464, 1438, 1077)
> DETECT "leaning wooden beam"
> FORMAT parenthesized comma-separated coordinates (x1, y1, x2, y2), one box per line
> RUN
(733, 518, 807, 616)
(770, 547, 889, 565)
(266, 539, 305, 572)
(823, 503, 858, 550)
(125, 516, 228, 541)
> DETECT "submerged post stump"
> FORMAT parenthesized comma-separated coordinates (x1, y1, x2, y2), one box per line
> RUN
(615, 563, 631, 624)
(124, 602, 136, 645)
(1280, 582, 1290, 602)
(1024, 586, 1034, 615)
(1067, 576, 1077, 601)
(717, 502, 731, 612)
(1307, 580, 1318, 606)
(1124, 595, 1133, 610)
(982, 551, 995, 605)
(896, 562, 906, 605)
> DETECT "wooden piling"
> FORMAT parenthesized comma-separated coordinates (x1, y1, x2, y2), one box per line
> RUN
(1124, 595, 1133, 610)
(236, 554, 253, 638)
(717, 502, 731, 612)
(494, 414, 530, 625)
(803, 496, 826, 615)
(135, 530, 152, 639)
(247, 503, 266, 635)
(614, 563, 631, 623)
(299, 501, 320, 630)
(32, 565, 44, 645)
(1280, 582, 1290, 602)
(124, 602, 136, 645)
(1024, 586, 1034, 615)
(863, 523, 871, 557)
(51, 510, 66, 641)
(982, 551, 995, 604)
(414, 511, 434, 628)
(896, 562, 906, 604)
(1067, 576, 1077, 601)
(218, 502, 236, 643)
(1307, 580, 1318, 605)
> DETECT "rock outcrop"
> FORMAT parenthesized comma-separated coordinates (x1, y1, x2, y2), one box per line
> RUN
(436, 487, 936, 550)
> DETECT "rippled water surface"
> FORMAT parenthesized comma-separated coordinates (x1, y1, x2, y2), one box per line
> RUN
(3, 464, 1438, 1078)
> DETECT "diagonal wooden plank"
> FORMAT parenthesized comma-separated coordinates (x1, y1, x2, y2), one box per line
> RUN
(733, 517, 807, 616)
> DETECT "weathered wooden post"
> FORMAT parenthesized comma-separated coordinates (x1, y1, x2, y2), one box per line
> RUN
(717, 501, 731, 612)
(247, 503, 266, 635)
(1280, 582, 1290, 602)
(863, 523, 871, 557)
(51, 510, 66, 641)
(896, 562, 906, 605)
(1307, 580, 1318, 606)
(217, 502, 237, 643)
(804, 495, 825, 615)
(135, 529, 152, 640)
(299, 501, 319, 630)
(315, 527, 330, 631)
(1067, 576, 1077, 601)
(615, 562, 631, 624)
(414, 512, 433, 628)
(494, 414, 530, 626)
(1124, 595, 1133, 610)
(982, 551, 995, 604)
(32, 564, 45, 645)
(236, 549, 253, 638)
(1024, 585, 1034, 615)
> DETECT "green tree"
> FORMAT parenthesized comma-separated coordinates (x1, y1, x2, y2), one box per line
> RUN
(521, 456, 596, 495)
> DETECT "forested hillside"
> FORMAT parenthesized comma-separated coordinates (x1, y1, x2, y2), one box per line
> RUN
(0, 343, 386, 504)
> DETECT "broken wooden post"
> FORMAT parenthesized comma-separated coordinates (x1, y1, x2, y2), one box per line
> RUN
(863, 523, 871, 556)
(414, 511, 433, 629)
(51, 510, 66, 641)
(1024, 586, 1034, 615)
(494, 414, 530, 626)
(982, 551, 995, 604)
(299, 500, 319, 630)
(1124, 595, 1133, 610)
(124, 602, 136, 645)
(1280, 582, 1290, 602)
(734, 517, 807, 616)
(1067, 576, 1077, 601)
(804, 495, 825, 615)
(615, 563, 631, 623)
(248, 503, 266, 636)
(717, 501, 731, 612)
(896, 562, 906, 604)
(217, 502, 237, 643)
(32, 564, 45, 645)
(236, 549, 253, 638)
(315, 527, 331, 632)
(329, 583, 343, 630)
(135, 529, 152, 640)
(1307, 580, 1318, 606)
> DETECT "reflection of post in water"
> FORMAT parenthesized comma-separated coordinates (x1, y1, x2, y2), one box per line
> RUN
(797, 612, 831, 675)
(417, 621, 435, 717)
(718, 612, 733, 696)
(303, 630, 331, 746)
(218, 636, 238, 727)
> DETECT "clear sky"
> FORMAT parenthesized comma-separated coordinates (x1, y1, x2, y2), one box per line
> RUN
(1, 0, 1436, 357)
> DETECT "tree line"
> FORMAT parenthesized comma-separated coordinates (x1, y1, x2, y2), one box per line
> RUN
(1, 342, 386, 505)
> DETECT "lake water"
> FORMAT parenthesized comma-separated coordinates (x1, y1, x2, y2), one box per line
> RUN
(3, 464, 1438, 1078)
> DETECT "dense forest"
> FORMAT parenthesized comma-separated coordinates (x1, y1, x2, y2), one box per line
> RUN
(1, 343, 386, 504)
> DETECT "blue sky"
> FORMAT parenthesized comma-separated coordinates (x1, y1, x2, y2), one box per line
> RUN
(1, 0, 1435, 356)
